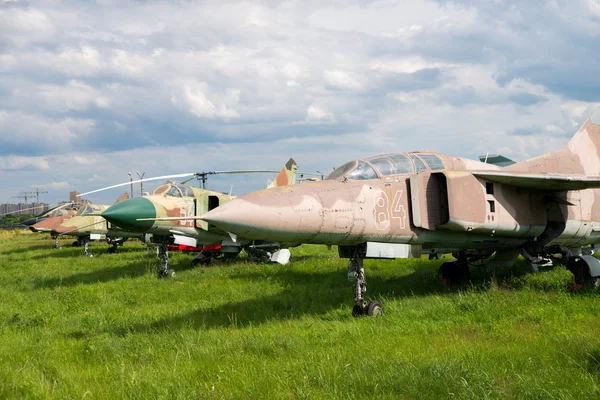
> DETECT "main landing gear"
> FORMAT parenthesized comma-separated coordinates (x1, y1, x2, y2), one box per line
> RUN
(80, 236, 93, 257)
(51, 234, 61, 249)
(157, 240, 175, 278)
(348, 257, 383, 317)
(567, 255, 600, 290)
(437, 258, 470, 286)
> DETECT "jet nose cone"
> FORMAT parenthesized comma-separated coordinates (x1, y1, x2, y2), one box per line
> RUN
(101, 197, 156, 232)
(202, 198, 266, 234)
(22, 217, 40, 227)
(201, 186, 322, 242)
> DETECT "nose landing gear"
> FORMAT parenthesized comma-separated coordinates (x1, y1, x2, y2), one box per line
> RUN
(348, 257, 383, 317)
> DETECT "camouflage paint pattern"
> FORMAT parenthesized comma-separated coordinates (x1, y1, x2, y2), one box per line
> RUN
(101, 158, 298, 245)
(30, 209, 77, 233)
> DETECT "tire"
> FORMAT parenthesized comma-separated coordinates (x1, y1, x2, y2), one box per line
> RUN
(366, 301, 383, 317)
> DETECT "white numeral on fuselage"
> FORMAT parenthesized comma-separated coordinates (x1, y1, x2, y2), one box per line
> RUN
(373, 189, 406, 231)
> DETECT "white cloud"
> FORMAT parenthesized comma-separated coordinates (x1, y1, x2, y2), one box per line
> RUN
(0, 156, 49, 171)
(306, 105, 335, 122)
(181, 85, 240, 119)
(74, 156, 96, 165)
(323, 69, 363, 90)
(34, 181, 70, 190)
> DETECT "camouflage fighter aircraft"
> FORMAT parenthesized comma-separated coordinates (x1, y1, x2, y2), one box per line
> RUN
(54, 193, 138, 256)
(17, 202, 77, 228)
(190, 116, 600, 317)
(79, 160, 298, 277)
(30, 205, 79, 248)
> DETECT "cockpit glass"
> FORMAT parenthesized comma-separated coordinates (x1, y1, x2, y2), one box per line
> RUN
(176, 185, 194, 197)
(418, 154, 445, 171)
(346, 161, 378, 180)
(325, 160, 378, 181)
(326, 161, 358, 180)
(165, 185, 183, 198)
(409, 154, 426, 172)
(365, 154, 413, 176)
(77, 204, 98, 215)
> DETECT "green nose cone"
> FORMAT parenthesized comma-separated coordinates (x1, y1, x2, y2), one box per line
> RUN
(102, 197, 156, 232)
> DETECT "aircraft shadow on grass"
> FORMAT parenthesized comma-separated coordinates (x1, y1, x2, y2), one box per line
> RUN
(108, 259, 569, 335)
(33, 256, 198, 289)
(1, 243, 59, 256)
(28, 245, 143, 260)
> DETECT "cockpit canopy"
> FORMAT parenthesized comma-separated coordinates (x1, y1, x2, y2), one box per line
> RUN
(153, 184, 195, 198)
(50, 209, 69, 217)
(77, 204, 103, 215)
(326, 153, 445, 181)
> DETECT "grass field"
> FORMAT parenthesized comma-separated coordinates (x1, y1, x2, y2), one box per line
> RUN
(0, 231, 599, 399)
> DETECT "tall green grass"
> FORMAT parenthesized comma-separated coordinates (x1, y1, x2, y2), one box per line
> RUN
(0, 233, 598, 399)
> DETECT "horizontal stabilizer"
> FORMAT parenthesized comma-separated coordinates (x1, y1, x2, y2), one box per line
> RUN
(478, 154, 515, 166)
(473, 171, 600, 191)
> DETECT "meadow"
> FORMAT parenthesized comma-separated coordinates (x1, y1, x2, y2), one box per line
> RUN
(0, 230, 599, 399)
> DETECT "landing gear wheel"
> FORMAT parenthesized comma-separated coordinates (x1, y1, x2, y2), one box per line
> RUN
(107, 246, 116, 254)
(588, 277, 600, 290)
(438, 259, 469, 286)
(352, 304, 365, 318)
(191, 251, 213, 267)
(366, 300, 383, 317)
(159, 269, 176, 278)
(72, 241, 81, 247)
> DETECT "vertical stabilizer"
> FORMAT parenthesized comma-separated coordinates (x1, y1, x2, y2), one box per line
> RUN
(506, 112, 600, 175)
(267, 158, 297, 188)
(113, 192, 130, 205)
(566, 114, 600, 176)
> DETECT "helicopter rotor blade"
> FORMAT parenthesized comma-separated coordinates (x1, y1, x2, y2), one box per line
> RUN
(79, 173, 195, 197)
(203, 170, 280, 175)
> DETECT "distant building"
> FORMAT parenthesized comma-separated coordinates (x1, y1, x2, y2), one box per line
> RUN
(69, 191, 80, 202)
(0, 203, 49, 216)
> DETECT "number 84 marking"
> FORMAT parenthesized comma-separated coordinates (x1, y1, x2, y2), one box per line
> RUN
(373, 190, 406, 231)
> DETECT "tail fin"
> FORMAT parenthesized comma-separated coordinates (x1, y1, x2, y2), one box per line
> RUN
(267, 158, 297, 188)
(565, 116, 600, 175)
(507, 114, 600, 175)
(113, 192, 130, 205)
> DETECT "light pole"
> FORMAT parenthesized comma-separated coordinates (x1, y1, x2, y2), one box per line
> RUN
(127, 172, 133, 198)
(137, 172, 146, 196)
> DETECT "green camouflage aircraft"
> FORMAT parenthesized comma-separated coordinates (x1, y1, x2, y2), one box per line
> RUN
(79, 160, 298, 276)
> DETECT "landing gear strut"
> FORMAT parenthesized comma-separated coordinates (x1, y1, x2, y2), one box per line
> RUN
(80, 237, 93, 257)
(348, 257, 383, 317)
(157, 241, 175, 278)
(52, 235, 61, 249)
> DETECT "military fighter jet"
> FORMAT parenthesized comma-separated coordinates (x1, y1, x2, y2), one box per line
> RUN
(30, 205, 79, 248)
(190, 116, 600, 317)
(80, 160, 298, 277)
(54, 193, 138, 256)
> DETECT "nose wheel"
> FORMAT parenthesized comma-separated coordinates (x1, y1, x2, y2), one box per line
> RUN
(348, 257, 383, 317)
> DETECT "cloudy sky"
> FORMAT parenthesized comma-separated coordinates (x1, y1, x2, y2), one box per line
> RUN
(1, 0, 599, 205)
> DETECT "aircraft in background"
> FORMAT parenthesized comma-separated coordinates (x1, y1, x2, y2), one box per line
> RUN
(191, 116, 600, 317)
(29, 204, 80, 248)
(53, 193, 139, 256)
(79, 160, 298, 277)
